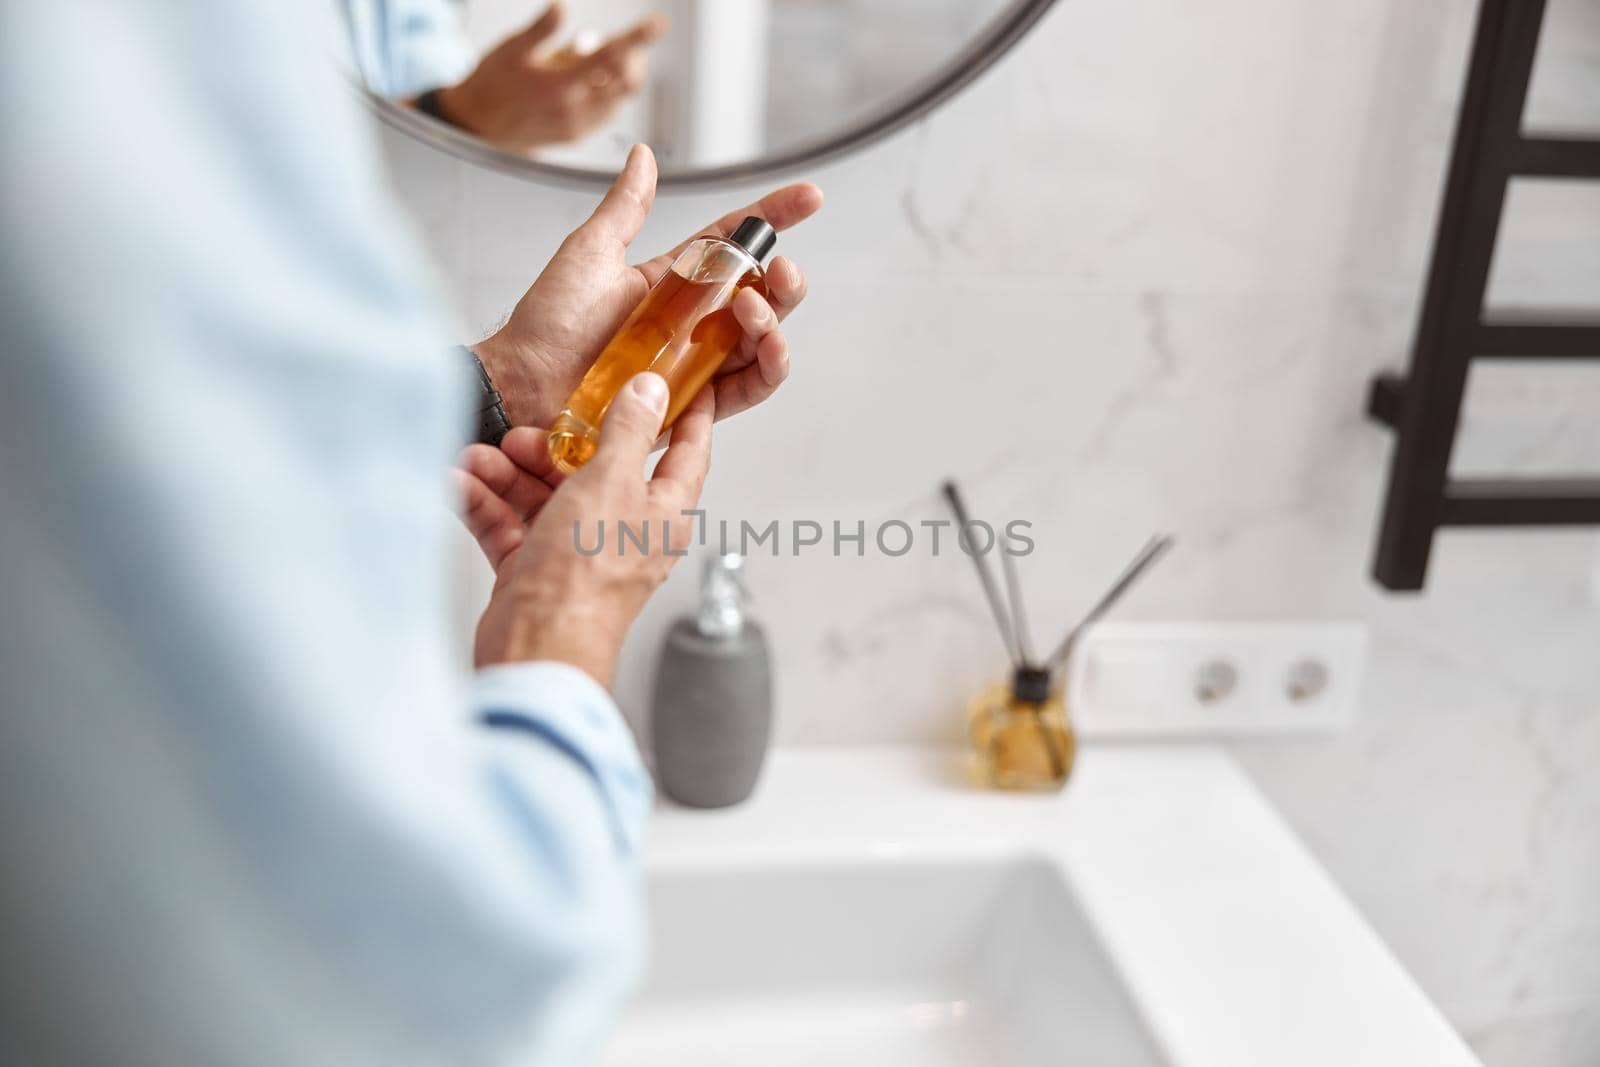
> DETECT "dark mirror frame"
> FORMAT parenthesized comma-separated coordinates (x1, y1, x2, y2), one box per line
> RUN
(363, 0, 1060, 189)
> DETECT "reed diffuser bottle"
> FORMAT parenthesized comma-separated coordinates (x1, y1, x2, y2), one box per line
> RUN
(969, 666, 1075, 792)
(547, 216, 777, 473)
(941, 481, 1173, 793)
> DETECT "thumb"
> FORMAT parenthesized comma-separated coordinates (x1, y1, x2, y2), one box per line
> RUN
(509, 1, 564, 50)
(592, 373, 668, 475)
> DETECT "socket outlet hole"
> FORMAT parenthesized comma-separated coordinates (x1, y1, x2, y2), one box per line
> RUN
(1194, 659, 1238, 705)
(1287, 659, 1330, 703)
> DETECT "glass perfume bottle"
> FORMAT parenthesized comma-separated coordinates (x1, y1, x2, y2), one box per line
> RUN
(547, 216, 777, 474)
(968, 666, 1075, 792)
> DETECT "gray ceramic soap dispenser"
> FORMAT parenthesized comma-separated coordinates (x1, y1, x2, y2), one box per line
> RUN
(651, 553, 773, 808)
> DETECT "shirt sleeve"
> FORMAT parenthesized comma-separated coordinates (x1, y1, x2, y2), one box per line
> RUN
(0, 3, 649, 1066)
(476, 663, 656, 855)
(341, 0, 480, 97)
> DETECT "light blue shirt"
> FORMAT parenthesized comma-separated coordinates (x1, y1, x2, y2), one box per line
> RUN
(0, 3, 651, 1065)
(343, 0, 479, 97)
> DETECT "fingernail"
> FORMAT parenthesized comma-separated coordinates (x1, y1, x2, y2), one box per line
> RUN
(631, 372, 668, 413)
(746, 291, 772, 323)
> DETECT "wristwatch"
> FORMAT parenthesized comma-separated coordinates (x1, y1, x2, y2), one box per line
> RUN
(461, 346, 511, 446)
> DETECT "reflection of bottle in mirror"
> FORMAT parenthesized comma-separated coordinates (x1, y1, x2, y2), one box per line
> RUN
(547, 216, 776, 474)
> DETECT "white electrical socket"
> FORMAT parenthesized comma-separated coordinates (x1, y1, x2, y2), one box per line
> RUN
(1067, 622, 1368, 739)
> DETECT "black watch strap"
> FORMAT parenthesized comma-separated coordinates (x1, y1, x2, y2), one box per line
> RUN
(461, 346, 511, 447)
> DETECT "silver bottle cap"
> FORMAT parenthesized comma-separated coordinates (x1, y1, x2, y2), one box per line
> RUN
(697, 553, 748, 639)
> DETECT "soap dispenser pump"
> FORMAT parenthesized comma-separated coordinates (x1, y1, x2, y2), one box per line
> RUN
(651, 554, 773, 808)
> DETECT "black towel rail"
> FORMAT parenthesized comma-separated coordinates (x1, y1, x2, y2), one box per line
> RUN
(1367, 0, 1600, 590)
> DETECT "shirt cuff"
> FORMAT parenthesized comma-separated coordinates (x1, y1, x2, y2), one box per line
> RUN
(472, 661, 653, 852)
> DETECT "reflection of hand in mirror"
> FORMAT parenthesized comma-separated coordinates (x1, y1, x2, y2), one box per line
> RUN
(471, 143, 823, 431)
(429, 2, 667, 154)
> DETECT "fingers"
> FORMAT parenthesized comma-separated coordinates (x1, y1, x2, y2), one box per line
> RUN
(510, 1, 565, 50)
(572, 13, 666, 89)
(454, 469, 527, 572)
(704, 183, 825, 241)
(459, 441, 546, 523)
(590, 372, 668, 477)
(593, 12, 669, 62)
(732, 287, 789, 384)
(497, 426, 565, 490)
(711, 334, 787, 422)
(574, 143, 657, 252)
(750, 317, 791, 390)
(732, 285, 777, 338)
(650, 385, 714, 505)
(764, 255, 808, 320)
(700, 287, 791, 424)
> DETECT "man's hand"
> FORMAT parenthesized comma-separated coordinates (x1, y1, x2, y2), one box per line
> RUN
(472, 143, 822, 430)
(455, 426, 565, 574)
(473, 373, 712, 688)
(435, 3, 667, 154)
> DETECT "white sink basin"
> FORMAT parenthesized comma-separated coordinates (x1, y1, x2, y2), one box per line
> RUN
(599, 856, 1166, 1067)
(599, 747, 1482, 1067)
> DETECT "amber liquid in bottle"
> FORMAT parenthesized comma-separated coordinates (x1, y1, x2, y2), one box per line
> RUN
(548, 236, 767, 474)
(968, 680, 1076, 792)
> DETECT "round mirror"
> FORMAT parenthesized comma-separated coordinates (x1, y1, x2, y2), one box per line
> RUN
(347, 0, 1058, 187)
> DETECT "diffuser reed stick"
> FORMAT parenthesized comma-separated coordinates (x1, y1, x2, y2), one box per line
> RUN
(1000, 542, 1035, 666)
(1046, 535, 1173, 673)
(940, 481, 1020, 667)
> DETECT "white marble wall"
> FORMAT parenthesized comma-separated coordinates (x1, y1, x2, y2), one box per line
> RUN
(382, 0, 1600, 1062)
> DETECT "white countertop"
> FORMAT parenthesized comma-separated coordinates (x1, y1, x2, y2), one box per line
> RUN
(645, 745, 1482, 1067)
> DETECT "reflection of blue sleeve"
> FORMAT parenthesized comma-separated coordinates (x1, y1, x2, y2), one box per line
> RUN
(0, 2, 650, 1065)
(342, 0, 479, 96)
